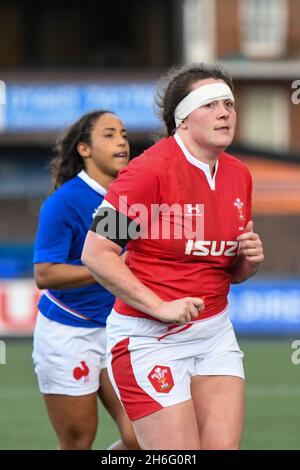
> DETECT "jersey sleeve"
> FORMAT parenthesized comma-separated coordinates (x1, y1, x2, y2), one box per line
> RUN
(33, 194, 73, 264)
(105, 157, 160, 228)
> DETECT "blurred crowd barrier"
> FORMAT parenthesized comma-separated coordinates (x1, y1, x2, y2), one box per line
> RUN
(0, 82, 159, 134)
(229, 279, 300, 335)
(0, 279, 299, 337)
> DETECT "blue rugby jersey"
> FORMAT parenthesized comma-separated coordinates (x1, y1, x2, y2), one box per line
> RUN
(33, 171, 115, 327)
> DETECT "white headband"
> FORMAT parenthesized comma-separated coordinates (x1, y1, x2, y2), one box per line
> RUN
(174, 83, 234, 127)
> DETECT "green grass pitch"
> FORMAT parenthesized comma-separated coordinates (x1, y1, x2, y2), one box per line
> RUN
(0, 339, 299, 449)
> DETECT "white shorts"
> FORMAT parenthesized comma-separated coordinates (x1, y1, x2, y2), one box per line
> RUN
(32, 312, 107, 396)
(106, 307, 244, 420)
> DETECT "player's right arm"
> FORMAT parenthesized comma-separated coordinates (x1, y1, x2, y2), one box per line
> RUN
(34, 262, 97, 290)
(82, 228, 204, 325)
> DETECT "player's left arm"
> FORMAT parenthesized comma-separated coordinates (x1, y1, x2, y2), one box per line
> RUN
(230, 220, 264, 284)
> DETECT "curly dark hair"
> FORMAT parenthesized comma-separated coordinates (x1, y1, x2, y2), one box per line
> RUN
(155, 63, 234, 137)
(50, 110, 113, 190)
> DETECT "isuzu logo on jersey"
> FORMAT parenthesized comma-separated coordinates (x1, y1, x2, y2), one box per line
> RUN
(185, 240, 239, 256)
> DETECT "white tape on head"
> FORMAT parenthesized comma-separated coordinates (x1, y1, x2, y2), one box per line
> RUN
(174, 82, 234, 127)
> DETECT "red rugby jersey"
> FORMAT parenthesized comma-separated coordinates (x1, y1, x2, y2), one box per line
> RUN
(105, 135, 252, 321)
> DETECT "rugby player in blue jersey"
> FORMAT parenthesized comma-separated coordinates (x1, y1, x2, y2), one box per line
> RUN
(32, 111, 139, 450)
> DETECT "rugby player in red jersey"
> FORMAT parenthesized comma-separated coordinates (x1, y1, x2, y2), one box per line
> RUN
(82, 64, 264, 450)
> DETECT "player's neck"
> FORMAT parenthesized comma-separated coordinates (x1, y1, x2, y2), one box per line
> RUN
(85, 167, 114, 191)
(176, 132, 219, 176)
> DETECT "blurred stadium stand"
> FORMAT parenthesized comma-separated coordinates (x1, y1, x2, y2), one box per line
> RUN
(0, 0, 299, 335)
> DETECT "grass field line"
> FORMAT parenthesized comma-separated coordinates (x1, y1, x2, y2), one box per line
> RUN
(0, 384, 300, 399)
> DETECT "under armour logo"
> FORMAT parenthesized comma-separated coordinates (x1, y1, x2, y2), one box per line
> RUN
(185, 204, 204, 216)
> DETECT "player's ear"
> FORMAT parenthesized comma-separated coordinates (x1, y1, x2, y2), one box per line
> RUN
(77, 142, 91, 159)
(178, 119, 188, 129)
